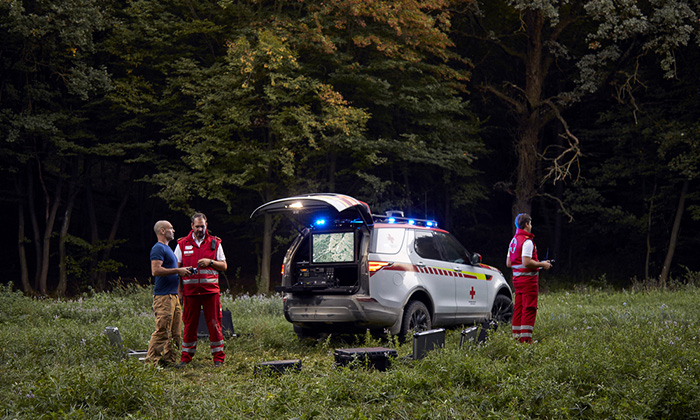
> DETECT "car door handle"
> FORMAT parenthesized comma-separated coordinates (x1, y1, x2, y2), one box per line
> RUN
(416, 262, 426, 268)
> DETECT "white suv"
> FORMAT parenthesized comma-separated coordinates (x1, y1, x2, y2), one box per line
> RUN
(252, 193, 513, 339)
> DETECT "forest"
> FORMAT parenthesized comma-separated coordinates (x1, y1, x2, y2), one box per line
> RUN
(2, 0, 699, 296)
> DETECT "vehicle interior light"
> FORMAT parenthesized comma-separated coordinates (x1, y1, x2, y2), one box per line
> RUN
(289, 202, 303, 209)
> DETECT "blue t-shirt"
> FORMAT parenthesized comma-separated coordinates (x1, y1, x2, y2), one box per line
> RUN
(150, 242, 180, 295)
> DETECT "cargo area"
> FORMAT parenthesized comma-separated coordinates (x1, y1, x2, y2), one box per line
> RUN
(288, 233, 360, 291)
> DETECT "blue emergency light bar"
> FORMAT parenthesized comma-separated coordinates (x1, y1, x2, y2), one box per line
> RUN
(312, 218, 364, 227)
(311, 212, 438, 229)
(372, 213, 438, 228)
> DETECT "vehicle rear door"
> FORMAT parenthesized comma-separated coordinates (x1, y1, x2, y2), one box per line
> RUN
(250, 193, 373, 226)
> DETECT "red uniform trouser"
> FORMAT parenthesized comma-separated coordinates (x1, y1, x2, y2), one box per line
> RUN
(512, 277, 538, 343)
(181, 293, 225, 363)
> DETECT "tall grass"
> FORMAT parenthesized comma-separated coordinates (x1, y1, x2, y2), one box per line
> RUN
(1, 282, 699, 419)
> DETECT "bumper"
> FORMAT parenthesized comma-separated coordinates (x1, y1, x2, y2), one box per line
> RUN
(284, 294, 399, 329)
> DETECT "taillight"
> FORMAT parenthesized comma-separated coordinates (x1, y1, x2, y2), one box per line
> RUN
(281, 265, 285, 276)
(368, 261, 390, 272)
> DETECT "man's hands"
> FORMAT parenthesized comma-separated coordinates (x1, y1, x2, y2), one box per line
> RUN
(523, 256, 552, 270)
(197, 258, 214, 268)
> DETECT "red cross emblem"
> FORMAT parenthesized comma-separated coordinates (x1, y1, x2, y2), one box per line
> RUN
(470, 287, 476, 300)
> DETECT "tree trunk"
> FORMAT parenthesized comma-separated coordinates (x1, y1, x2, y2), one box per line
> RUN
(511, 9, 546, 220)
(512, 128, 539, 218)
(645, 181, 657, 280)
(17, 189, 32, 294)
(27, 168, 43, 290)
(57, 185, 79, 297)
(38, 178, 63, 295)
(86, 179, 100, 288)
(553, 180, 564, 263)
(660, 180, 688, 287)
(96, 187, 130, 291)
(258, 213, 272, 294)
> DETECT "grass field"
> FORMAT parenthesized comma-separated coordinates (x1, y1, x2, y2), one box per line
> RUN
(1, 282, 699, 419)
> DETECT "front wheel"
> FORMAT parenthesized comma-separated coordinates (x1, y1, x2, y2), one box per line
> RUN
(491, 294, 513, 324)
(399, 301, 431, 339)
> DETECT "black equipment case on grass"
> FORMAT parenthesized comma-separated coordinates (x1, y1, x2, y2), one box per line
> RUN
(254, 359, 302, 376)
(334, 347, 398, 371)
(459, 320, 497, 347)
(197, 308, 236, 338)
(411, 328, 445, 359)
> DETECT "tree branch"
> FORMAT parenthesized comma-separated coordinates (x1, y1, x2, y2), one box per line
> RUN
(540, 98, 582, 184)
(481, 82, 526, 114)
(540, 192, 574, 222)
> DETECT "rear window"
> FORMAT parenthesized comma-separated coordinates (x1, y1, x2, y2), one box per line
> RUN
(414, 231, 442, 260)
(370, 228, 405, 254)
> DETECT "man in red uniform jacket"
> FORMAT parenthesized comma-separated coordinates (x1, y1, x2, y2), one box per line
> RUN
(175, 212, 228, 367)
(506, 213, 551, 343)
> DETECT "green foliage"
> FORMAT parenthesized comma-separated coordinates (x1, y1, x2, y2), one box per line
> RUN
(2, 283, 700, 418)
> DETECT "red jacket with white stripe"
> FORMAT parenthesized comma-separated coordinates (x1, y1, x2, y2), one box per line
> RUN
(178, 231, 221, 296)
(508, 228, 539, 281)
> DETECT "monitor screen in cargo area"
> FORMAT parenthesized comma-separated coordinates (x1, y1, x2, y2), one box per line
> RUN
(312, 231, 355, 263)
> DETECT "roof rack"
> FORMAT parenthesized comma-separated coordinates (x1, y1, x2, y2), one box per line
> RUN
(372, 211, 438, 228)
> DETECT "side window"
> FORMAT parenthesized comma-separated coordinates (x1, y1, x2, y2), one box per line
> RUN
(414, 231, 442, 260)
(437, 232, 471, 264)
(371, 228, 405, 254)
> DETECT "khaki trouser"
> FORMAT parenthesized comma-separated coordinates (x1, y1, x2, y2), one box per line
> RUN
(145, 294, 182, 365)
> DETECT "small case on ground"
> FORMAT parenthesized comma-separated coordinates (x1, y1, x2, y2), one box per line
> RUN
(459, 320, 498, 347)
(334, 347, 398, 371)
(254, 359, 302, 376)
(197, 308, 236, 339)
(411, 328, 445, 360)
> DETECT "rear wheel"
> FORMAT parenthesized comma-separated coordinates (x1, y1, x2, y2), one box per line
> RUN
(399, 301, 431, 339)
(491, 294, 513, 324)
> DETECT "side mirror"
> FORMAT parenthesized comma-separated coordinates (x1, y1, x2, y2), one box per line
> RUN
(471, 253, 482, 265)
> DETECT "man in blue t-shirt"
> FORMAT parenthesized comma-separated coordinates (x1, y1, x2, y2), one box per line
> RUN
(146, 220, 193, 366)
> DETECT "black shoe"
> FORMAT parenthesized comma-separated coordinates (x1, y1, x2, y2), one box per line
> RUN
(213, 361, 223, 368)
(174, 361, 189, 369)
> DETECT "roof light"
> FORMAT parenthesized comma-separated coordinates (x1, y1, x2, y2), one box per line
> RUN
(371, 213, 438, 228)
(314, 219, 326, 226)
(289, 201, 303, 209)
